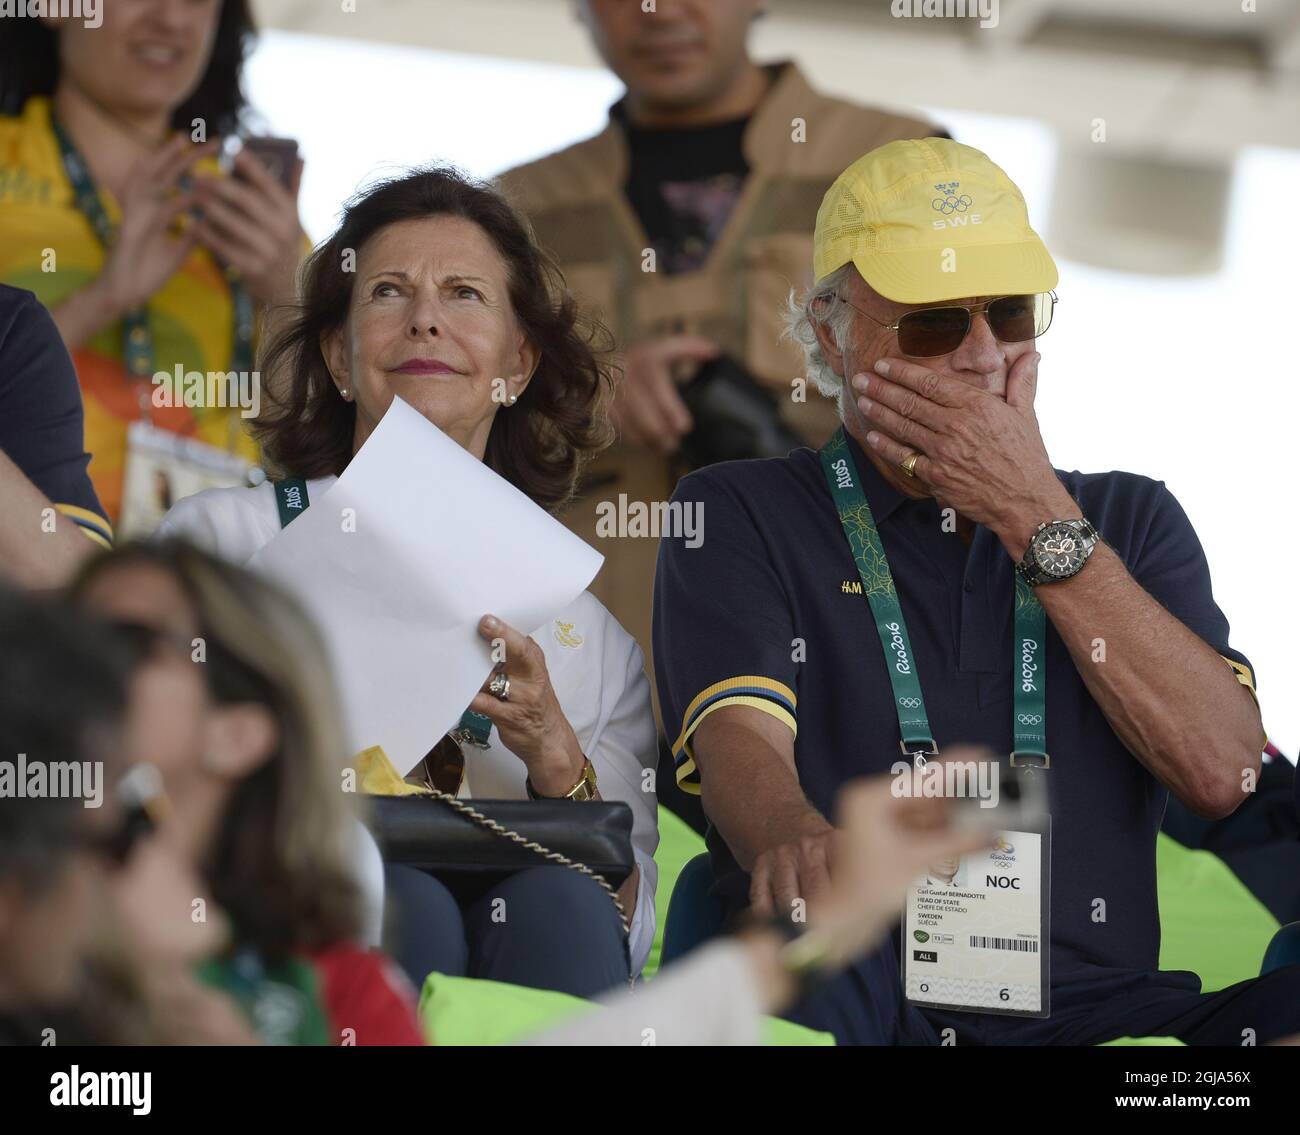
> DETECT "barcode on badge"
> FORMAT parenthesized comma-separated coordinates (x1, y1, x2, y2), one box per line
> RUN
(968, 935, 1039, 952)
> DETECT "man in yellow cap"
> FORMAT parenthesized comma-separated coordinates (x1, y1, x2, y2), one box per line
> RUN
(653, 139, 1290, 1045)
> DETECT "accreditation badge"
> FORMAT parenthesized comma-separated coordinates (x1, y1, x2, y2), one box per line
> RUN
(902, 820, 1050, 1017)
(119, 421, 261, 541)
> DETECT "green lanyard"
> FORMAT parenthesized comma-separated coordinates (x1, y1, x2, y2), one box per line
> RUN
(50, 117, 255, 388)
(818, 429, 1049, 768)
(273, 478, 493, 748)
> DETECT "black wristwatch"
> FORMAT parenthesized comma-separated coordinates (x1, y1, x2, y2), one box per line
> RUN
(1014, 517, 1100, 586)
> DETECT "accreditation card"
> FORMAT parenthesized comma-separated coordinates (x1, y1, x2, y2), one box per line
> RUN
(902, 821, 1050, 1017)
(120, 421, 261, 541)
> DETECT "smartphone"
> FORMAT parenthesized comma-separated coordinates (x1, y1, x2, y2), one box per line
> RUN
(222, 135, 299, 189)
(948, 761, 1049, 835)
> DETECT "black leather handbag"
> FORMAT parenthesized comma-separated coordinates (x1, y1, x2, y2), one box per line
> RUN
(365, 794, 636, 911)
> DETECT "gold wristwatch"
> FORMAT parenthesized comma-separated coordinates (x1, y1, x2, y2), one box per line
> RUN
(526, 756, 598, 801)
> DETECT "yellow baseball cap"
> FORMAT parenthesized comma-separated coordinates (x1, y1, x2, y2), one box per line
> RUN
(813, 138, 1058, 303)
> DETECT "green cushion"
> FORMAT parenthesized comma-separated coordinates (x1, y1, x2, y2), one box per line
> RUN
(763, 1015, 836, 1045)
(1155, 831, 1279, 992)
(420, 972, 588, 1045)
(1101, 1036, 1185, 1046)
(418, 970, 833, 1045)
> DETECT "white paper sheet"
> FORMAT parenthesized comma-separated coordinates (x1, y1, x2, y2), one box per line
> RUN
(248, 397, 603, 775)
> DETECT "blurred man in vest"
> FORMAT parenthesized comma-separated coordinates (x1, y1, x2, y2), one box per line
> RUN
(499, 1, 943, 740)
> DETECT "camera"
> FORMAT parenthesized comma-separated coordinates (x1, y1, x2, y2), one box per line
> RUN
(678, 353, 806, 470)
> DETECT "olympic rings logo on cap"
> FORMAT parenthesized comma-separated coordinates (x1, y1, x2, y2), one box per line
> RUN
(932, 193, 973, 215)
(931, 180, 973, 215)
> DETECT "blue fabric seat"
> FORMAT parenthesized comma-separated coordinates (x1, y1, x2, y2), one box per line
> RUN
(1262, 922, 1300, 974)
(660, 852, 727, 967)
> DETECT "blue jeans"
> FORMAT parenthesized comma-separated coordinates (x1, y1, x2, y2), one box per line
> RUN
(383, 864, 630, 999)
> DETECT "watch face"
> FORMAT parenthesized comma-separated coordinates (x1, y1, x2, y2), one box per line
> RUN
(1032, 522, 1085, 578)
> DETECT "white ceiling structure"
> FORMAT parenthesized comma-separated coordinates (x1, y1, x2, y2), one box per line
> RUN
(251, 0, 1300, 271)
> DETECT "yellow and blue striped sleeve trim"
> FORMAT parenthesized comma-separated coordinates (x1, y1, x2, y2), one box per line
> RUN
(1220, 654, 1258, 706)
(56, 503, 112, 549)
(672, 676, 797, 795)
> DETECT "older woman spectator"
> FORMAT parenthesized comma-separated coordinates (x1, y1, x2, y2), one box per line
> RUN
(155, 167, 659, 996)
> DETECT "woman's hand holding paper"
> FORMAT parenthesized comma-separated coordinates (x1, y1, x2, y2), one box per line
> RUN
(469, 614, 589, 797)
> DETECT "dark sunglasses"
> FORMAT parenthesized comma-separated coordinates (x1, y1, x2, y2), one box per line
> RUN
(835, 291, 1057, 358)
(108, 618, 263, 705)
(108, 618, 196, 661)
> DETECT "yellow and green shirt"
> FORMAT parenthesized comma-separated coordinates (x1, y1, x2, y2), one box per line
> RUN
(0, 97, 260, 523)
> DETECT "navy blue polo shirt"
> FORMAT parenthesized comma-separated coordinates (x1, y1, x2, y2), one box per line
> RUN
(653, 430, 1258, 982)
(0, 285, 110, 546)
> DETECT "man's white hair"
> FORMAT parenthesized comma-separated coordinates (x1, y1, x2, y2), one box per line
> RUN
(781, 263, 858, 416)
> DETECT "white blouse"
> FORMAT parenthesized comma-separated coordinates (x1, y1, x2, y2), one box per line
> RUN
(155, 477, 661, 974)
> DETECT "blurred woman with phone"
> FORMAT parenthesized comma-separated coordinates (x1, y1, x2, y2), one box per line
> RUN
(0, 0, 306, 533)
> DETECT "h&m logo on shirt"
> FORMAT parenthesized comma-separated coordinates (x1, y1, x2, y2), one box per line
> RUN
(840, 580, 863, 595)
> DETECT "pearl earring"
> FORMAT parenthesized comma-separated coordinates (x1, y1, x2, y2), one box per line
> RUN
(508, 394, 518, 405)
(340, 387, 350, 400)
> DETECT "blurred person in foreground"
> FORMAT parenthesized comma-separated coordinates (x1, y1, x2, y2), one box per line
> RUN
(499, 0, 943, 743)
(154, 167, 661, 996)
(0, 0, 305, 528)
(654, 138, 1291, 1045)
(0, 590, 250, 1045)
(70, 542, 423, 1045)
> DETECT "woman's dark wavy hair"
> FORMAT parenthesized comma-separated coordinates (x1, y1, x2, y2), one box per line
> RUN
(0, 1, 255, 135)
(257, 165, 615, 511)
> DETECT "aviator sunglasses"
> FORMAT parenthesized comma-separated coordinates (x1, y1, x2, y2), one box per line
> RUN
(829, 291, 1057, 358)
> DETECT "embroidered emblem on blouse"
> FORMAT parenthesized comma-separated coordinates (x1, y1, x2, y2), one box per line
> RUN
(553, 620, 584, 648)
